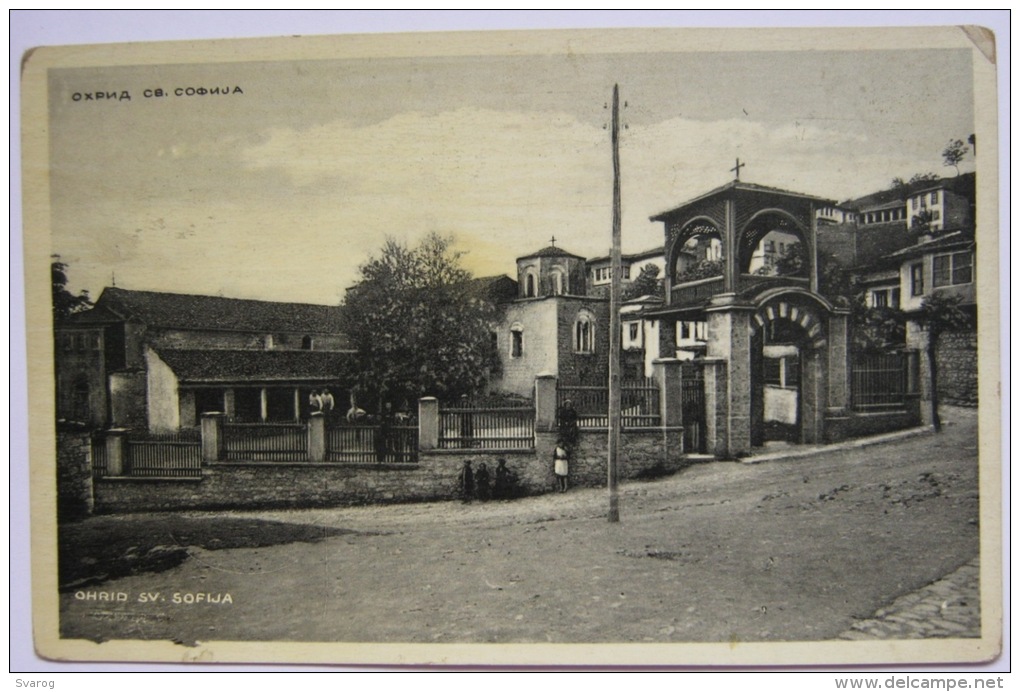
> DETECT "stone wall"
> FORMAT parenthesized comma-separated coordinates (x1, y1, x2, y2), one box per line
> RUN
(825, 404, 921, 443)
(56, 428, 93, 520)
(936, 329, 978, 406)
(91, 427, 686, 513)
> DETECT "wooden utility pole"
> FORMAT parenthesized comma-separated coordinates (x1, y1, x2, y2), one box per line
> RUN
(608, 84, 622, 523)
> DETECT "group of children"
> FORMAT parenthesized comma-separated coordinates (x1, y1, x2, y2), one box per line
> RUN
(456, 458, 518, 503)
(455, 399, 581, 501)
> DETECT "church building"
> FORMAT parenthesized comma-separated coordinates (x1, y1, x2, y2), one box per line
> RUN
(489, 242, 610, 397)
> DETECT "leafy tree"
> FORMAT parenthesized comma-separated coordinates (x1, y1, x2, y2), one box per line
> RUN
(917, 292, 970, 432)
(773, 241, 806, 277)
(676, 259, 723, 284)
(623, 263, 663, 300)
(852, 303, 905, 354)
(910, 209, 935, 237)
(51, 256, 92, 322)
(942, 138, 969, 176)
(338, 233, 499, 411)
(909, 172, 940, 185)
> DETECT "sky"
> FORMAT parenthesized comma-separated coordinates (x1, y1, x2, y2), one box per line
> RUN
(45, 38, 976, 306)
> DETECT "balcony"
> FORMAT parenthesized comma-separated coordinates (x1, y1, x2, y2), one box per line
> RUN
(670, 274, 810, 309)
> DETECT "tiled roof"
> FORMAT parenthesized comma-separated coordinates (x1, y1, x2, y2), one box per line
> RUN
(587, 247, 664, 264)
(842, 173, 975, 211)
(84, 287, 345, 335)
(516, 245, 585, 261)
(153, 348, 353, 384)
(465, 275, 518, 304)
(650, 181, 834, 221)
(886, 232, 975, 261)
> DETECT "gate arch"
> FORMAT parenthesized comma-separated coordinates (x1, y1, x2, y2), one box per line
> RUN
(748, 293, 830, 446)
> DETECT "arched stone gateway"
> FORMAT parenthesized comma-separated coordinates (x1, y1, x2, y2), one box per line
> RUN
(748, 293, 833, 447)
(750, 296, 828, 350)
(648, 179, 852, 458)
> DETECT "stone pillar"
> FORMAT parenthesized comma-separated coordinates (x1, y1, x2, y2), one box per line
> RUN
(651, 358, 683, 428)
(826, 311, 851, 414)
(706, 304, 754, 457)
(200, 412, 225, 462)
(259, 388, 268, 422)
(702, 358, 728, 458)
(179, 389, 197, 428)
(105, 428, 130, 476)
(801, 348, 827, 444)
(809, 202, 820, 294)
(905, 318, 934, 426)
(904, 349, 922, 422)
(307, 411, 326, 462)
(658, 318, 677, 361)
(534, 373, 557, 432)
(723, 198, 736, 292)
(418, 397, 439, 451)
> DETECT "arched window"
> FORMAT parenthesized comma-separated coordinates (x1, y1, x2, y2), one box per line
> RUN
(510, 323, 524, 358)
(525, 273, 536, 298)
(574, 313, 594, 353)
(550, 269, 567, 296)
(301, 335, 313, 350)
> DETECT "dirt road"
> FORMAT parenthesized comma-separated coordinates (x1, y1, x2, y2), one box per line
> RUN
(60, 409, 980, 645)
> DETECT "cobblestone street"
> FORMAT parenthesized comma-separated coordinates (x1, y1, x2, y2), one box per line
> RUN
(839, 557, 981, 640)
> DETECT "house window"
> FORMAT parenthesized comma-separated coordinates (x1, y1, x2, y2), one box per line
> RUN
(525, 274, 536, 298)
(628, 323, 639, 341)
(574, 314, 594, 353)
(912, 197, 919, 210)
(623, 265, 631, 280)
(910, 263, 924, 296)
(931, 209, 940, 221)
(931, 191, 939, 204)
(301, 335, 313, 350)
(510, 327, 523, 358)
(873, 290, 889, 308)
(933, 252, 973, 288)
(72, 377, 90, 422)
(892, 288, 901, 308)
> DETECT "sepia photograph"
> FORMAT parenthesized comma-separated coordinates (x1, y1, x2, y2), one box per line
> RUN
(16, 14, 1004, 669)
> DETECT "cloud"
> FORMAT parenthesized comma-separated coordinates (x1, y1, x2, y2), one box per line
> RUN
(56, 106, 961, 304)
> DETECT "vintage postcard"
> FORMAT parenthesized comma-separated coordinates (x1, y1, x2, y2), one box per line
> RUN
(21, 25, 1002, 667)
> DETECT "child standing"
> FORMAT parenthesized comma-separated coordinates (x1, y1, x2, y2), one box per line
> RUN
(553, 443, 570, 493)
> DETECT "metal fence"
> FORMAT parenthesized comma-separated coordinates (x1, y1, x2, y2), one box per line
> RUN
(439, 407, 535, 450)
(327, 424, 418, 464)
(852, 352, 912, 410)
(90, 433, 108, 478)
(224, 423, 308, 461)
(557, 378, 661, 428)
(681, 363, 707, 453)
(127, 433, 202, 477)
